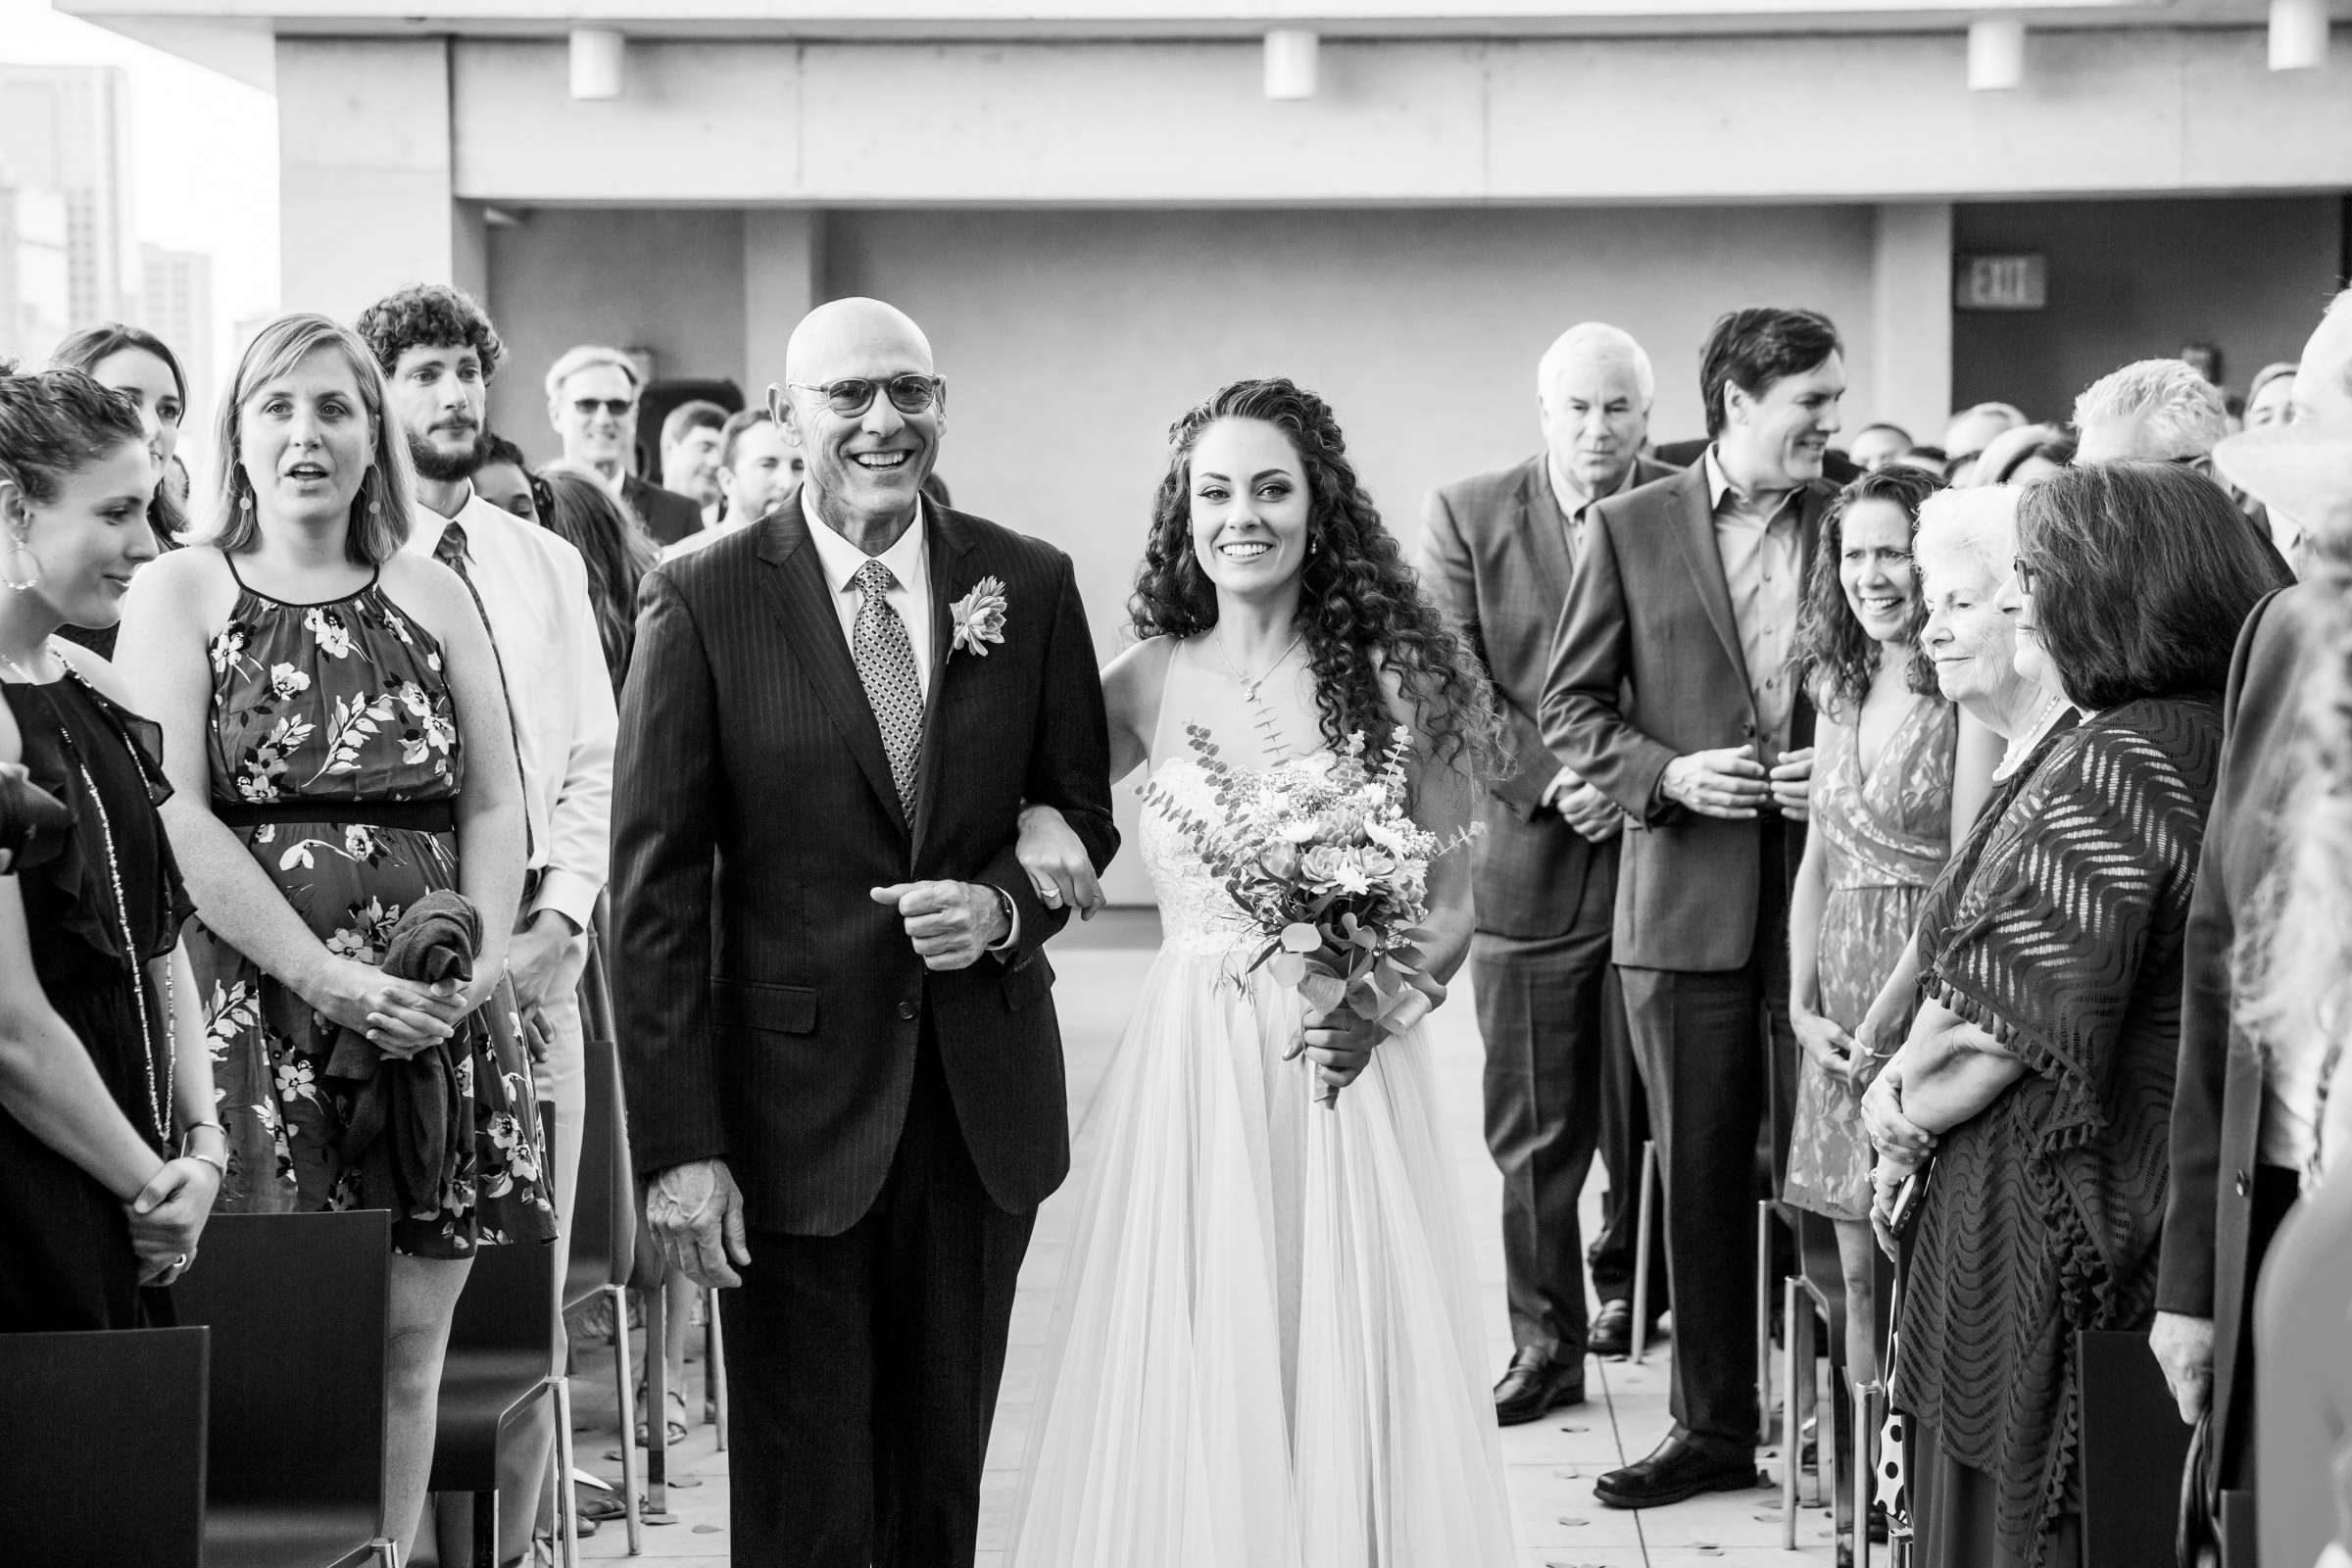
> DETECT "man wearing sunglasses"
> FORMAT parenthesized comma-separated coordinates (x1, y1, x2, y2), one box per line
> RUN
(543, 343, 704, 546)
(612, 296, 1117, 1568)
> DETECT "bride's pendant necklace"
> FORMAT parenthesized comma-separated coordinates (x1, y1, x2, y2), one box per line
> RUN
(1210, 628, 1304, 701)
(1210, 628, 1305, 761)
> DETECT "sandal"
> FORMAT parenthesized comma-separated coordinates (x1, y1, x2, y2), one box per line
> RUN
(634, 1386, 689, 1447)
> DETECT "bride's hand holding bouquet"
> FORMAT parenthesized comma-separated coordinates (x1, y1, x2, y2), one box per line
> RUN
(1145, 724, 1477, 1105)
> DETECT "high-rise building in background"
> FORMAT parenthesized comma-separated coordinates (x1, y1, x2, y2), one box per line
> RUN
(0, 164, 72, 365)
(142, 241, 216, 419)
(0, 65, 138, 330)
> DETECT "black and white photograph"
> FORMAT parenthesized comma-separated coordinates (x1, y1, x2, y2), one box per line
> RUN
(1, 1, 2349, 1565)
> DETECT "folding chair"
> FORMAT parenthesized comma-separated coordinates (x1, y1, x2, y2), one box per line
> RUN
(175, 1209, 397, 1568)
(562, 962, 649, 1557)
(0, 1325, 210, 1568)
(431, 1187, 562, 1567)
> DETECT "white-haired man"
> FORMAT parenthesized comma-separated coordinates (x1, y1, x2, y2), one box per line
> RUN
(1421, 322, 1677, 1425)
(545, 343, 704, 546)
(2073, 359, 2230, 466)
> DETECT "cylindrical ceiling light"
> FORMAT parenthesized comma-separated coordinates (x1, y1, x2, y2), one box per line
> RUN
(2270, 0, 2329, 71)
(1968, 18, 2027, 91)
(569, 27, 625, 100)
(1264, 28, 1319, 100)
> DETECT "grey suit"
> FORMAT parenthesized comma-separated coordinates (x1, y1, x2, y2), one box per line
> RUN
(1420, 454, 1673, 1360)
(1540, 459, 1833, 1447)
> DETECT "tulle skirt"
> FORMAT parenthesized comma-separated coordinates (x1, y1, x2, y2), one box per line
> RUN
(1007, 946, 1516, 1568)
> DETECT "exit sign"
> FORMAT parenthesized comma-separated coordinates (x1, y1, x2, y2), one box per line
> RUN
(1956, 253, 2048, 312)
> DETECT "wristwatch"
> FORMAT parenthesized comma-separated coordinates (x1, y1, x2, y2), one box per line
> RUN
(991, 884, 1017, 942)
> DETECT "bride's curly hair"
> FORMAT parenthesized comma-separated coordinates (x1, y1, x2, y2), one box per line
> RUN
(1129, 377, 1501, 775)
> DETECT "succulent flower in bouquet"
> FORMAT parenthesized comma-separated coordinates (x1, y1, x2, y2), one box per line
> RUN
(1143, 724, 1479, 1102)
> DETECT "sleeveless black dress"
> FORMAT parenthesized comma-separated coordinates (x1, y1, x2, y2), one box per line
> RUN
(0, 671, 193, 1332)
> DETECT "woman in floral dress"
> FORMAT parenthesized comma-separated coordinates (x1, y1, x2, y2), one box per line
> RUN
(117, 313, 550, 1560)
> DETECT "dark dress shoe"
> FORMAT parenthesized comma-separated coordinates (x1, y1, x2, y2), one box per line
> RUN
(1589, 1299, 1635, 1358)
(1593, 1433, 1756, 1508)
(1494, 1347, 1585, 1425)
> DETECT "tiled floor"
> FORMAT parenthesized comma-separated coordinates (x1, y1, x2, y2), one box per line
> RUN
(560, 936, 1842, 1567)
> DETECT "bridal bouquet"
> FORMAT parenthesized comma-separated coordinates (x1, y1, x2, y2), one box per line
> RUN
(1143, 724, 1477, 1102)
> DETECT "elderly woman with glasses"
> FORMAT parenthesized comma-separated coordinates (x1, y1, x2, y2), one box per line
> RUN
(1861, 463, 2288, 1568)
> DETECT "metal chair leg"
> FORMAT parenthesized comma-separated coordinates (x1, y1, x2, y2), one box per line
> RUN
(707, 1288, 729, 1452)
(644, 1281, 670, 1518)
(552, 1372, 581, 1568)
(610, 1284, 644, 1554)
(1854, 1381, 1879, 1568)
(1756, 1200, 1776, 1440)
(1631, 1141, 1658, 1363)
(1782, 1276, 1801, 1550)
(1797, 1298, 1821, 1508)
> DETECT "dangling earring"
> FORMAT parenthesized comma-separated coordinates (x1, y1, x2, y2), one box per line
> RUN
(0, 526, 40, 594)
(367, 473, 382, 520)
(1306, 534, 1320, 559)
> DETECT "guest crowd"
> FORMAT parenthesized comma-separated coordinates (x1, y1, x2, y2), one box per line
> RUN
(0, 269, 2346, 1568)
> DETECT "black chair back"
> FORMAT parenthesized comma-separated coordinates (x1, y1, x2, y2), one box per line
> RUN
(0, 1325, 210, 1567)
(174, 1210, 390, 1532)
(432, 1212, 561, 1491)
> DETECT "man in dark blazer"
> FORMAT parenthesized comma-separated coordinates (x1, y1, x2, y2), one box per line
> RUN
(2153, 289, 2352, 1561)
(612, 297, 1117, 1566)
(542, 340, 709, 547)
(1542, 306, 1845, 1508)
(1421, 322, 1676, 1426)
(622, 468, 705, 548)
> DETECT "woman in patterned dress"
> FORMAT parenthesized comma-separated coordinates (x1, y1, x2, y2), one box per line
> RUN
(1782, 466, 1995, 1399)
(117, 314, 551, 1559)
(1860, 464, 2289, 1568)
(0, 365, 220, 1330)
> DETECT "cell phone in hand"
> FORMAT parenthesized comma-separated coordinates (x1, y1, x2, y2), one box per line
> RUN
(1886, 1169, 1930, 1240)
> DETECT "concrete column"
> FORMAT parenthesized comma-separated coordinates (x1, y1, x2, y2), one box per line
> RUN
(743, 209, 827, 403)
(275, 37, 459, 322)
(1869, 203, 1955, 438)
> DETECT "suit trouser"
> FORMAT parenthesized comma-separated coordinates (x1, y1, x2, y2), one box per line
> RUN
(721, 1021, 1035, 1568)
(1474, 875, 1661, 1359)
(1592, 978, 1668, 1312)
(1617, 818, 1796, 1448)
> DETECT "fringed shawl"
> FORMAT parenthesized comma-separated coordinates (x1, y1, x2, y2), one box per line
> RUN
(1901, 697, 2223, 1567)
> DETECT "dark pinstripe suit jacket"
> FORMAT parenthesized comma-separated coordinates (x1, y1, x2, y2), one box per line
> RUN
(611, 493, 1118, 1236)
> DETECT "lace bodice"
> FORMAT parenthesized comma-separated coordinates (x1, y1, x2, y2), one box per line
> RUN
(1140, 636, 1330, 958)
(1140, 757, 1267, 956)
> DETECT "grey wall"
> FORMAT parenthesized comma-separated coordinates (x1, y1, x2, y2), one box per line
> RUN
(1952, 196, 2345, 424)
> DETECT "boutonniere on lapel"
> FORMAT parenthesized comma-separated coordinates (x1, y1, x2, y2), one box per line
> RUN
(950, 576, 1009, 659)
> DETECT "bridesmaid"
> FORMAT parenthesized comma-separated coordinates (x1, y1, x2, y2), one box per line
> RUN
(115, 314, 552, 1558)
(0, 365, 220, 1331)
(1783, 466, 1995, 1397)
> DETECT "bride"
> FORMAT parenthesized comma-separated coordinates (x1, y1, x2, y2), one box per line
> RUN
(1008, 377, 1517, 1566)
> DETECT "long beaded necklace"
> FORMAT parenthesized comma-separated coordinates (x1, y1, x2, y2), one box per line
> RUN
(0, 639, 174, 1146)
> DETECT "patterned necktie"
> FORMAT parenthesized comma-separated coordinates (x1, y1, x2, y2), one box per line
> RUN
(433, 519, 536, 861)
(851, 558, 924, 821)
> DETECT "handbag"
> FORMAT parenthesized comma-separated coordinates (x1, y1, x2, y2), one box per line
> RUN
(2177, 1409, 2217, 1568)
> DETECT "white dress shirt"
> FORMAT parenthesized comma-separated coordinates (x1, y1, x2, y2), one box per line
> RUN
(1703, 447, 1803, 760)
(800, 495, 1020, 947)
(802, 498, 938, 698)
(403, 485, 618, 932)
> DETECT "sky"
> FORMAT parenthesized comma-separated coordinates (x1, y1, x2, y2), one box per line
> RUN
(0, 0, 280, 374)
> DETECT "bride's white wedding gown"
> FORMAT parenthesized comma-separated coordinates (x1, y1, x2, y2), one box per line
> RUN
(1008, 640, 1516, 1568)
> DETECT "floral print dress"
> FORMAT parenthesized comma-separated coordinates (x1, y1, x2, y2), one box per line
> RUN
(194, 565, 554, 1257)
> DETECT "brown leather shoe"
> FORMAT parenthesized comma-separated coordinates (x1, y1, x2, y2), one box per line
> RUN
(1494, 1347, 1586, 1425)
